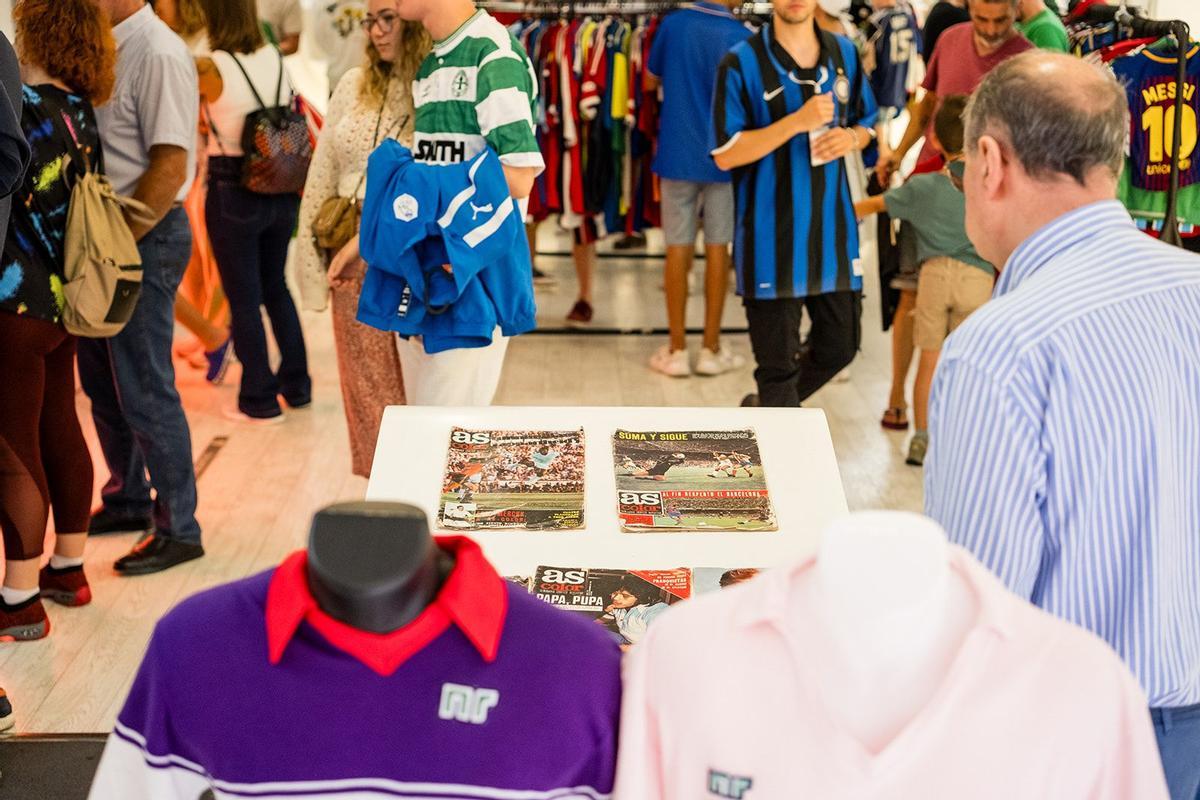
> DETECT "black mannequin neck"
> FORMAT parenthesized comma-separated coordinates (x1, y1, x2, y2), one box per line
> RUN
(305, 502, 453, 634)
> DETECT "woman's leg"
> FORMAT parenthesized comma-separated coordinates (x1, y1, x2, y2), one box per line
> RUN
(259, 194, 310, 407)
(206, 170, 280, 416)
(885, 289, 917, 424)
(330, 272, 406, 477)
(39, 334, 92, 559)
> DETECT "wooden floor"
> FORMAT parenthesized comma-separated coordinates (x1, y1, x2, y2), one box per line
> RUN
(0, 242, 923, 735)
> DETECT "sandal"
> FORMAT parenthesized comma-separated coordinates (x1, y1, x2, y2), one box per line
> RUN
(881, 406, 909, 431)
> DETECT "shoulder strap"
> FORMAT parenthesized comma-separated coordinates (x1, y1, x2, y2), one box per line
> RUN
(222, 50, 271, 111)
(274, 47, 286, 109)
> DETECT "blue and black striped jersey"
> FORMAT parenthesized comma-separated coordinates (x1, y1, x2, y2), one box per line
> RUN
(713, 24, 878, 300)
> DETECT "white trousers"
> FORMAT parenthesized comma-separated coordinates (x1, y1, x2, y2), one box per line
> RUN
(396, 333, 510, 406)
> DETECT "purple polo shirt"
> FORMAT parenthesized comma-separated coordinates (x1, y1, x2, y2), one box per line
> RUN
(88, 538, 622, 799)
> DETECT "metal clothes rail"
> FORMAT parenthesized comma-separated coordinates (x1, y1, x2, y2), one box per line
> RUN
(479, 1, 774, 16)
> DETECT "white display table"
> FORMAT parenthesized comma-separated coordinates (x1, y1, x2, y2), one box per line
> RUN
(366, 406, 848, 576)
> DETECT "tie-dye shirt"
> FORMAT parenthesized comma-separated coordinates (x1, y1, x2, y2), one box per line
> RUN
(0, 84, 104, 324)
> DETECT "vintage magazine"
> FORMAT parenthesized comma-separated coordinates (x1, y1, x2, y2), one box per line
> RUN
(438, 428, 585, 530)
(532, 567, 692, 646)
(612, 429, 778, 532)
(692, 567, 763, 594)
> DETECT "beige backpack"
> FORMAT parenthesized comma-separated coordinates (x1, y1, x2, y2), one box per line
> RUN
(52, 110, 153, 338)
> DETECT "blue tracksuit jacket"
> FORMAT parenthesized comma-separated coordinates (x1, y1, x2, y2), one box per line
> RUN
(357, 141, 536, 353)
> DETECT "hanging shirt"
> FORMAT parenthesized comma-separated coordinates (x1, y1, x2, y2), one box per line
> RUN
(866, 5, 920, 111)
(89, 537, 621, 800)
(1112, 42, 1200, 225)
(614, 545, 1170, 799)
(412, 10, 544, 170)
(713, 23, 878, 300)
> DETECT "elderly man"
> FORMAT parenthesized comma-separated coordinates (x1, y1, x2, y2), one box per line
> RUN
(926, 52, 1200, 799)
(882, 0, 1031, 177)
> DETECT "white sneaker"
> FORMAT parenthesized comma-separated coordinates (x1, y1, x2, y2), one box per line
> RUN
(695, 346, 746, 376)
(649, 345, 692, 377)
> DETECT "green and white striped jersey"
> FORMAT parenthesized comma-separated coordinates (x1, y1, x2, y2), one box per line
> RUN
(412, 10, 544, 170)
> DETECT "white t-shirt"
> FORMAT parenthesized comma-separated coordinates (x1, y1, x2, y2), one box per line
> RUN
(257, 0, 303, 42)
(313, 0, 368, 89)
(206, 46, 294, 157)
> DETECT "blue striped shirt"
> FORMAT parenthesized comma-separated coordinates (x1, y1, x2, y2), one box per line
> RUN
(925, 200, 1200, 708)
(713, 24, 877, 300)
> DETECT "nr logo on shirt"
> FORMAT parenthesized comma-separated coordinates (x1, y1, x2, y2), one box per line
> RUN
(438, 682, 500, 725)
(708, 769, 753, 799)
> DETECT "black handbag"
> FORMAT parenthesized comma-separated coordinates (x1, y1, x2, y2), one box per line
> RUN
(207, 49, 313, 195)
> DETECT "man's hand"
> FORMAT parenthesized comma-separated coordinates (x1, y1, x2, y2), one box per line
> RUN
(793, 93, 835, 133)
(811, 127, 859, 163)
(327, 234, 361, 288)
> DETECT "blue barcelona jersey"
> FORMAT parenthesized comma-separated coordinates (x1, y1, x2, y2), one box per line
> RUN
(713, 24, 878, 300)
(1111, 44, 1200, 194)
(868, 6, 920, 111)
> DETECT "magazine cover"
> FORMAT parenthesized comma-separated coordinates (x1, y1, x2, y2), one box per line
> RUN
(692, 567, 762, 594)
(612, 429, 778, 531)
(439, 428, 585, 530)
(532, 567, 692, 646)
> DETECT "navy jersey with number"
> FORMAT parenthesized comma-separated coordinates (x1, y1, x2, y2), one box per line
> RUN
(868, 6, 919, 111)
(1111, 45, 1200, 193)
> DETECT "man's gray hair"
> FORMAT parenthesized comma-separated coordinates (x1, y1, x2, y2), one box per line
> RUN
(964, 52, 1128, 185)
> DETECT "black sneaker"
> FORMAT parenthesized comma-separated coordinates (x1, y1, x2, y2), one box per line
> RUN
(613, 233, 647, 250)
(0, 688, 13, 733)
(88, 508, 153, 537)
(532, 267, 556, 286)
(114, 535, 205, 577)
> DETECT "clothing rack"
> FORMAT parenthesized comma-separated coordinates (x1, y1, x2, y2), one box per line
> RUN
(480, 1, 774, 16)
(1076, 2, 1192, 246)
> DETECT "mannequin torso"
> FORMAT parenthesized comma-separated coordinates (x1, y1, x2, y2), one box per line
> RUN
(787, 511, 977, 754)
(306, 501, 452, 633)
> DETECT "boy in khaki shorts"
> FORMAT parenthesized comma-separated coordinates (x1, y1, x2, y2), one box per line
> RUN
(856, 95, 995, 465)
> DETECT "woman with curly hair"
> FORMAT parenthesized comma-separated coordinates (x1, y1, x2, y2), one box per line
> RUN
(295, 0, 430, 477)
(0, 0, 117, 641)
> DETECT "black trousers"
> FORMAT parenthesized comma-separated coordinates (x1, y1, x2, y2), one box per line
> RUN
(743, 291, 862, 407)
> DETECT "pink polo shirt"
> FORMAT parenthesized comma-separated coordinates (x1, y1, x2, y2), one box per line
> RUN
(615, 546, 1169, 799)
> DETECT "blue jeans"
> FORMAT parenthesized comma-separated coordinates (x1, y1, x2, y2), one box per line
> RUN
(1154, 703, 1200, 799)
(206, 158, 310, 417)
(77, 208, 201, 543)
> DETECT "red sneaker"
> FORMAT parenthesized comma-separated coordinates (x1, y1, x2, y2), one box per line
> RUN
(40, 565, 92, 607)
(0, 596, 49, 641)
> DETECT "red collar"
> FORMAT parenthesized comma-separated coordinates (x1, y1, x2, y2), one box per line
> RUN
(265, 537, 507, 676)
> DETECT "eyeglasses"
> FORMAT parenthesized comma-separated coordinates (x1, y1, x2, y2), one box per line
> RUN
(360, 10, 399, 34)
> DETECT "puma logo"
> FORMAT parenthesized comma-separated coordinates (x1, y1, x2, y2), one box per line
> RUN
(763, 86, 784, 102)
(470, 201, 494, 221)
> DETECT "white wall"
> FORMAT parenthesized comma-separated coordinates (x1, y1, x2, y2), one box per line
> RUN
(1150, 0, 1200, 32)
